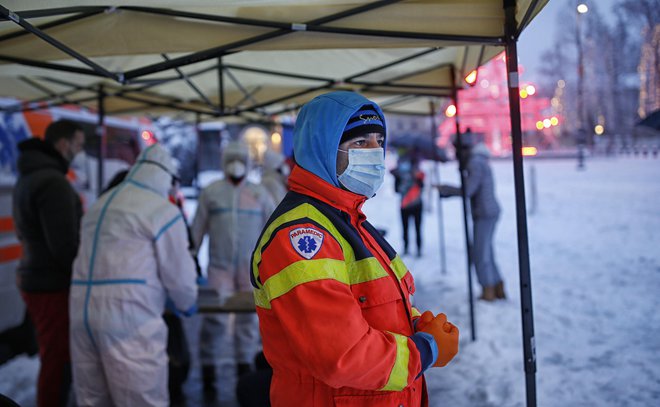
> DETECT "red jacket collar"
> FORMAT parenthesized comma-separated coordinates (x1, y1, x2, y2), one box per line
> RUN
(288, 165, 367, 218)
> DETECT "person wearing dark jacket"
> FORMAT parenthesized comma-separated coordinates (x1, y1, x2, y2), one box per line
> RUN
(391, 156, 425, 257)
(12, 119, 85, 407)
(436, 139, 505, 301)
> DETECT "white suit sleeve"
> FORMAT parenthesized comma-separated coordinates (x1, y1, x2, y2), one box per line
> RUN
(155, 212, 198, 312)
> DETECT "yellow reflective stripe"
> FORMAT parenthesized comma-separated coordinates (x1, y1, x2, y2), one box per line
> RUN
(255, 258, 348, 309)
(349, 258, 388, 284)
(252, 203, 353, 288)
(380, 332, 411, 391)
(253, 286, 269, 309)
(390, 255, 408, 281)
(411, 307, 421, 318)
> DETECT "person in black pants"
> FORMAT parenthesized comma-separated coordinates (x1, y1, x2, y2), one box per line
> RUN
(392, 156, 425, 257)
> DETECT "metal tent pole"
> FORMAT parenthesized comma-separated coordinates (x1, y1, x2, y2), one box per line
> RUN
(97, 85, 106, 196)
(451, 67, 476, 342)
(195, 113, 202, 192)
(504, 1, 537, 405)
(429, 100, 447, 275)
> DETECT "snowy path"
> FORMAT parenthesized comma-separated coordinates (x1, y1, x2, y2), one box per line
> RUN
(1, 157, 659, 406)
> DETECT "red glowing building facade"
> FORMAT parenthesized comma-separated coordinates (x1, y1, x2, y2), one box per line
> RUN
(438, 53, 561, 156)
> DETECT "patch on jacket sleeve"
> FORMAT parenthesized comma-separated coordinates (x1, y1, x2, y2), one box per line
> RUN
(289, 227, 324, 259)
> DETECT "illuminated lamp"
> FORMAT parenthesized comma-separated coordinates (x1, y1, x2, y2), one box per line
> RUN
(550, 117, 559, 126)
(536, 121, 544, 130)
(445, 104, 457, 118)
(271, 132, 282, 144)
(522, 146, 538, 156)
(520, 89, 528, 99)
(526, 85, 536, 95)
(594, 125, 604, 135)
(141, 130, 156, 145)
(464, 70, 478, 86)
(543, 119, 551, 128)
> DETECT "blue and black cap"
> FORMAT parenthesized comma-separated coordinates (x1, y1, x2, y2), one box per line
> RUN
(340, 104, 385, 144)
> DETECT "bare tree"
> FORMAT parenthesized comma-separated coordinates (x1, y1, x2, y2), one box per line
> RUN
(617, 0, 660, 117)
(537, 0, 653, 151)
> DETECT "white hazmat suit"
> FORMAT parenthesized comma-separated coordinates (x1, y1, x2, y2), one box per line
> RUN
(261, 149, 289, 205)
(191, 141, 275, 379)
(70, 143, 198, 407)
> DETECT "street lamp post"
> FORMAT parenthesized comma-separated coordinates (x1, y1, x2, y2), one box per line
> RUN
(576, 3, 588, 169)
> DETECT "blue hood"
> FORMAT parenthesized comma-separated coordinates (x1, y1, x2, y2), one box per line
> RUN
(293, 91, 387, 187)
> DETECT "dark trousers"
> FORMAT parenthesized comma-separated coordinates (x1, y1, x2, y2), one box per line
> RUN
(21, 290, 71, 407)
(401, 204, 423, 253)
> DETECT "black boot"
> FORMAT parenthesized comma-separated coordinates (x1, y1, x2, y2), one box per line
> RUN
(201, 364, 217, 402)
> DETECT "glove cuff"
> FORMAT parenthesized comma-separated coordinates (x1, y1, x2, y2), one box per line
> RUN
(196, 275, 208, 286)
(411, 332, 439, 377)
(182, 303, 198, 317)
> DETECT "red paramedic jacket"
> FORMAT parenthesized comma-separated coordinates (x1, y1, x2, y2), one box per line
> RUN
(251, 165, 427, 407)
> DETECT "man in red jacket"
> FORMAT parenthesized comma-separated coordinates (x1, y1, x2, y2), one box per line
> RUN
(251, 91, 459, 407)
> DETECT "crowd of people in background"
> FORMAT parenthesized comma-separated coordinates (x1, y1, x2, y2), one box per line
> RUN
(10, 93, 510, 406)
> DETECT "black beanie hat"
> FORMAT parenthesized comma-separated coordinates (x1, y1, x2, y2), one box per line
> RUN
(340, 104, 385, 144)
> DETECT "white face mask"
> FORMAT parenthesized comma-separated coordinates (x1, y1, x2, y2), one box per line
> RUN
(337, 147, 385, 198)
(226, 160, 247, 178)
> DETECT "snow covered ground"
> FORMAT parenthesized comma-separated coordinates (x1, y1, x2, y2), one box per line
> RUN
(1, 156, 659, 406)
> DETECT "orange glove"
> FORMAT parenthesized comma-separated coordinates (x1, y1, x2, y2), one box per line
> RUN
(415, 310, 435, 332)
(417, 312, 459, 367)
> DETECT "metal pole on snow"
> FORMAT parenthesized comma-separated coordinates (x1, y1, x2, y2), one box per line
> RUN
(450, 70, 476, 342)
(504, 0, 537, 405)
(429, 101, 447, 275)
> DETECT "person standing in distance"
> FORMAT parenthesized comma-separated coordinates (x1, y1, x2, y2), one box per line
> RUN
(250, 91, 459, 407)
(391, 154, 426, 257)
(191, 140, 276, 402)
(436, 133, 505, 301)
(12, 119, 85, 407)
(261, 149, 290, 205)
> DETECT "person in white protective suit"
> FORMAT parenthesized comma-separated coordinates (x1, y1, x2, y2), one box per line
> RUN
(69, 143, 198, 407)
(261, 149, 290, 205)
(191, 140, 276, 401)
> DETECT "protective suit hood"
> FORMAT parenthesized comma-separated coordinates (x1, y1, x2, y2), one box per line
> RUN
(127, 143, 177, 197)
(262, 149, 285, 172)
(293, 91, 387, 187)
(222, 140, 251, 173)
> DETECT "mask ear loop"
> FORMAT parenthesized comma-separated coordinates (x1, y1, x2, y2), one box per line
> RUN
(336, 148, 349, 179)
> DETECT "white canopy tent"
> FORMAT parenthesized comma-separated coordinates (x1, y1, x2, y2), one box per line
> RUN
(0, 2, 548, 405)
(0, 1, 545, 119)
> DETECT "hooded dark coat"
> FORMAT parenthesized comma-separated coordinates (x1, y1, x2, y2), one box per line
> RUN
(12, 138, 82, 292)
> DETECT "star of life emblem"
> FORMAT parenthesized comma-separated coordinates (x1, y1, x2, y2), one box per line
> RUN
(289, 227, 324, 259)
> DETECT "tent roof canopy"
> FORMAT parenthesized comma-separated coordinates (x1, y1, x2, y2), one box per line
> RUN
(0, 0, 548, 121)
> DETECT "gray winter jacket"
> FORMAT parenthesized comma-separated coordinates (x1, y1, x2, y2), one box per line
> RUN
(463, 143, 500, 219)
(441, 143, 500, 219)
